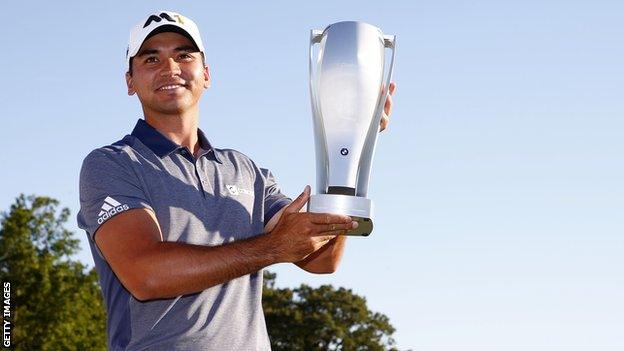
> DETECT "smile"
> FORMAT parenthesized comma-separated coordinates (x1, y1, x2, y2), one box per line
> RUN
(157, 84, 185, 91)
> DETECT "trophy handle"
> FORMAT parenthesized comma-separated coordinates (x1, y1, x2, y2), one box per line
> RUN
(309, 29, 330, 194)
(384, 35, 396, 49)
(355, 34, 396, 198)
(311, 29, 324, 43)
(382, 35, 397, 100)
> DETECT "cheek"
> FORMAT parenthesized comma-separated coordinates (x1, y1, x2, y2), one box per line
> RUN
(134, 77, 154, 93)
(188, 66, 208, 82)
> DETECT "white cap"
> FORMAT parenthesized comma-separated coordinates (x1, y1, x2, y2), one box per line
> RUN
(126, 11, 205, 70)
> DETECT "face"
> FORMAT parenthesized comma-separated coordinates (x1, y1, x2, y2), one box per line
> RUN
(126, 32, 210, 116)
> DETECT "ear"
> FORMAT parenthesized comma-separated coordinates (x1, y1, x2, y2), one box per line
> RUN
(203, 65, 211, 89)
(126, 72, 136, 96)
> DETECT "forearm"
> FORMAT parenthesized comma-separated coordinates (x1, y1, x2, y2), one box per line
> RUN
(133, 234, 278, 300)
(296, 235, 347, 274)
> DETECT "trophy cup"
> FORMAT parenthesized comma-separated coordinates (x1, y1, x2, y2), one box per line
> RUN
(307, 21, 396, 236)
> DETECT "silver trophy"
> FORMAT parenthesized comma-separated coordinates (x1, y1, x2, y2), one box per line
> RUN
(307, 21, 396, 236)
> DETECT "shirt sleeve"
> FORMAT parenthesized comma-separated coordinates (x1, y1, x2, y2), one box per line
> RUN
(260, 168, 291, 226)
(77, 149, 153, 252)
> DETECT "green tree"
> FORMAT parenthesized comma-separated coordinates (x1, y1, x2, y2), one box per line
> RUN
(263, 271, 399, 351)
(0, 195, 107, 350)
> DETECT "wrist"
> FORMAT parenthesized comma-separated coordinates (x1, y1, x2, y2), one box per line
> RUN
(248, 231, 283, 266)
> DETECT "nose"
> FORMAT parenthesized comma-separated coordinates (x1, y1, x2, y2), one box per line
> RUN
(161, 58, 181, 76)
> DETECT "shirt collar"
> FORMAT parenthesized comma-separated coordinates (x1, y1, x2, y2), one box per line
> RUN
(131, 119, 222, 163)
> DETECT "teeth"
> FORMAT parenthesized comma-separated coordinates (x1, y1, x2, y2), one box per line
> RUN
(159, 84, 183, 90)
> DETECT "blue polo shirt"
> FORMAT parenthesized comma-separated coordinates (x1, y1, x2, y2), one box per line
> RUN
(77, 119, 291, 351)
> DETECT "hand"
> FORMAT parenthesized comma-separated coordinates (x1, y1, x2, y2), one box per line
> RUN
(267, 185, 357, 263)
(380, 81, 397, 132)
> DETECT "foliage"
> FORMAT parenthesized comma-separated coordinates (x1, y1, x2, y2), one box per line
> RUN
(263, 271, 398, 351)
(0, 195, 107, 351)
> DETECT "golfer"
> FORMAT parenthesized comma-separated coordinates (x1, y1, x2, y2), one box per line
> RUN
(78, 10, 396, 350)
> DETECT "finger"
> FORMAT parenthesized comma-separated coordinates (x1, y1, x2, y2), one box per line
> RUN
(389, 81, 397, 95)
(384, 93, 393, 117)
(316, 221, 356, 233)
(320, 230, 348, 237)
(313, 234, 339, 243)
(379, 113, 389, 132)
(308, 213, 352, 225)
(284, 185, 311, 214)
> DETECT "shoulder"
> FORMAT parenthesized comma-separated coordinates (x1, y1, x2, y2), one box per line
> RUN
(79, 136, 138, 177)
(213, 148, 277, 182)
(214, 148, 279, 183)
(213, 148, 258, 170)
(214, 147, 253, 162)
(81, 135, 136, 164)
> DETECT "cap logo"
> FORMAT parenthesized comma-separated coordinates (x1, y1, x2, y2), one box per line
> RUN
(143, 12, 184, 28)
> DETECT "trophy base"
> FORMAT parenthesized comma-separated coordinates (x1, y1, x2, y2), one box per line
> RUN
(307, 194, 374, 236)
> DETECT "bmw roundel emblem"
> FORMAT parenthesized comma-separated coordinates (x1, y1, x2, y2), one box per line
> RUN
(340, 148, 349, 156)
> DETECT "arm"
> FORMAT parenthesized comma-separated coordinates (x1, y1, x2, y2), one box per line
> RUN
(96, 208, 279, 301)
(294, 236, 347, 274)
(95, 186, 354, 301)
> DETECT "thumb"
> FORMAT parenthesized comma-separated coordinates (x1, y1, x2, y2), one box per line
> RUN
(284, 185, 311, 214)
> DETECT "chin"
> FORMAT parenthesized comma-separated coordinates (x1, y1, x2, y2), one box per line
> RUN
(159, 105, 191, 115)
(154, 99, 195, 114)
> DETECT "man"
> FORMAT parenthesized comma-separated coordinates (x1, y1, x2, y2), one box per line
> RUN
(78, 11, 396, 351)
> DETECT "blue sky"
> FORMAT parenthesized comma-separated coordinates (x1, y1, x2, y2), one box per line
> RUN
(1, 1, 623, 350)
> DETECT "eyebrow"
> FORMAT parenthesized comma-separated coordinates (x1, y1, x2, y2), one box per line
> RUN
(136, 45, 199, 57)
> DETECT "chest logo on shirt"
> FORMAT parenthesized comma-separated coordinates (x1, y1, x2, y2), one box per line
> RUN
(226, 184, 253, 196)
(97, 196, 130, 224)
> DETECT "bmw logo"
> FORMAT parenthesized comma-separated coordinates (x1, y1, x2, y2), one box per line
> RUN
(340, 148, 349, 156)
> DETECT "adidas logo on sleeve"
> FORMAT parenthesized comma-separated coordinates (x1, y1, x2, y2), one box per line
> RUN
(97, 196, 130, 224)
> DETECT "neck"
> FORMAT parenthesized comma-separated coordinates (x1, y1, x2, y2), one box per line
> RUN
(144, 106, 200, 155)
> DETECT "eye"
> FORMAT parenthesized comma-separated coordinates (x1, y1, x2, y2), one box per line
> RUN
(178, 53, 194, 61)
(145, 56, 158, 64)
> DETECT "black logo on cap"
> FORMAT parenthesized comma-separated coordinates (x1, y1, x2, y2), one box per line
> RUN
(340, 148, 349, 156)
(144, 13, 177, 28)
